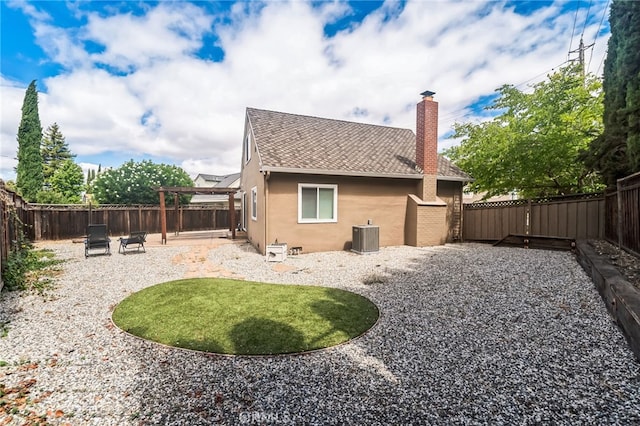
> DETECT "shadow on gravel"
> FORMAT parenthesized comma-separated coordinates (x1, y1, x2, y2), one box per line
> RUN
(123, 245, 640, 425)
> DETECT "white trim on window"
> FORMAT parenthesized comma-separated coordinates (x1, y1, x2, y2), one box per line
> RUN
(241, 191, 247, 231)
(297, 183, 338, 223)
(251, 187, 257, 221)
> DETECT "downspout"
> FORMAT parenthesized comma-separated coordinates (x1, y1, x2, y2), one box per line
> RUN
(264, 170, 271, 252)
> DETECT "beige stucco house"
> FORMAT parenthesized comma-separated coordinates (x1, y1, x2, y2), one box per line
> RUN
(239, 91, 471, 254)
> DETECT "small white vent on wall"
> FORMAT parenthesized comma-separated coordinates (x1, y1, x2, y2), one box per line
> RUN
(352, 225, 379, 254)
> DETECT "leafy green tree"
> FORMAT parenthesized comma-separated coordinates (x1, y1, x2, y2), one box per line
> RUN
(35, 189, 70, 204)
(585, 0, 640, 185)
(90, 160, 193, 205)
(15, 80, 44, 202)
(3, 180, 17, 192)
(445, 65, 604, 199)
(41, 122, 75, 186)
(49, 159, 84, 203)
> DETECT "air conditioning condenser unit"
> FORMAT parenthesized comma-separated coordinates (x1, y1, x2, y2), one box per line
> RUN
(352, 225, 379, 254)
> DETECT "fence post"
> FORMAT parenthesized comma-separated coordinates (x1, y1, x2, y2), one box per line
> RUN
(159, 191, 167, 244)
(617, 179, 623, 249)
(174, 193, 179, 235)
(526, 199, 532, 235)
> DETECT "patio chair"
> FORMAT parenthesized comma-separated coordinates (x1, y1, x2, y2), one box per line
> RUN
(85, 224, 111, 258)
(118, 231, 147, 254)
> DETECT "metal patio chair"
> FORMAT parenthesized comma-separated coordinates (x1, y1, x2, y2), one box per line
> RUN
(118, 231, 147, 254)
(84, 224, 111, 258)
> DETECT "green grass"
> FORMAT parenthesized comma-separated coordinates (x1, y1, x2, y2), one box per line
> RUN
(112, 278, 379, 355)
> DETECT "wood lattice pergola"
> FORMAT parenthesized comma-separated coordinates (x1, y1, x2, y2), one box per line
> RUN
(154, 186, 238, 244)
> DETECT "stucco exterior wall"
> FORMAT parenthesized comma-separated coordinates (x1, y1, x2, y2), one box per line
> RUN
(239, 128, 267, 253)
(264, 173, 421, 253)
(241, 168, 464, 254)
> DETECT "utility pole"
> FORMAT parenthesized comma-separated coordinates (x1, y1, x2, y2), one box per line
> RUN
(569, 37, 595, 82)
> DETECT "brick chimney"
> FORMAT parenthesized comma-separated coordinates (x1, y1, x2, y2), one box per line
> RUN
(416, 90, 438, 200)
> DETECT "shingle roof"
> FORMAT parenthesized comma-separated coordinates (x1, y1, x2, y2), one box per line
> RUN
(437, 155, 471, 181)
(215, 172, 241, 188)
(246, 107, 470, 181)
(196, 174, 224, 182)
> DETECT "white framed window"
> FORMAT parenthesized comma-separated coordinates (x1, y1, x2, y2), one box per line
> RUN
(251, 187, 257, 221)
(298, 184, 338, 223)
(244, 133, 252, 164)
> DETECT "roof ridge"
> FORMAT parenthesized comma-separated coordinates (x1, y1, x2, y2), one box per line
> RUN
(246, 107, 412, 133)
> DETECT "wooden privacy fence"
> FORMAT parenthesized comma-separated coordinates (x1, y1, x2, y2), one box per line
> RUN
(463, 193, 605, 242)
(28, 204, 240, 240)
(605, 171, 640, 256)
(0, 183, 30, 290)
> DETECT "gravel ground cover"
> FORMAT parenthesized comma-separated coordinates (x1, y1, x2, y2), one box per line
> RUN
(1, 240, 639, 425)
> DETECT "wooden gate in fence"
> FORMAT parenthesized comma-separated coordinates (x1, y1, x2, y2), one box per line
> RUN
(605, 171, 640, 256)
(463, 193, 606, 242)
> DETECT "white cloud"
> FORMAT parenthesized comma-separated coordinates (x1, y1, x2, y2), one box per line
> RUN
(6, 0, 51, 22)
(85, 3, 214, 72)
(33, 22, 91, 69)
(0, 0, 611, 181)
(1, 77, 29, 181)
(40, 69, 148, 155)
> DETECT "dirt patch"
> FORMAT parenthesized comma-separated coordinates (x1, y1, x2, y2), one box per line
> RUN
(171, 240, 244, 280)
(271, 263, 297, 273)
(589, 240, 640, 289)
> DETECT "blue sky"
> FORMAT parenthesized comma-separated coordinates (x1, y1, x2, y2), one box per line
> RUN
(0, 0, 611, 181)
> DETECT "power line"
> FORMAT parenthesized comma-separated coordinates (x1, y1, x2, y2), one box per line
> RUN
(588, 0, 610, 74)
(439, 61, 570, 123)
(581, 0, 594, 37)
(568, 0, 595, 81)
(513, 61, 570, 90)
(569, 37, 595, 80)
(568, 0, 581, 60)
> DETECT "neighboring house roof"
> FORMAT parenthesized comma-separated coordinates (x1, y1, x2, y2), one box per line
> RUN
(216, 172, 241, 188)
(246, 108, 470, 182)
(194, 174, 225, 187)
(191, 172, 241, 203)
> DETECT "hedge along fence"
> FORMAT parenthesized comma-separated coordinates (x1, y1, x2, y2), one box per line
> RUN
(29, 204, 240, 240)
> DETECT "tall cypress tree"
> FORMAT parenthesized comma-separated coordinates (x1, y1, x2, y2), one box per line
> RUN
(588, 0, 640, 185)
(620, 1, 640, 171)
(41, 122, 75, 186)
(15, 80, 44, 202)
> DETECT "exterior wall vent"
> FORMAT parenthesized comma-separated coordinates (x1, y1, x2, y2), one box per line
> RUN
(352, 225, 379, 254)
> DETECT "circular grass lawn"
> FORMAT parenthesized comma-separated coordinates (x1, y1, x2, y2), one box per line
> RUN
(112, 278, 379, 355)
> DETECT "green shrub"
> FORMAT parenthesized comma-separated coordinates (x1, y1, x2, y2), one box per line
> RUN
(2, 240, 62, 294)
